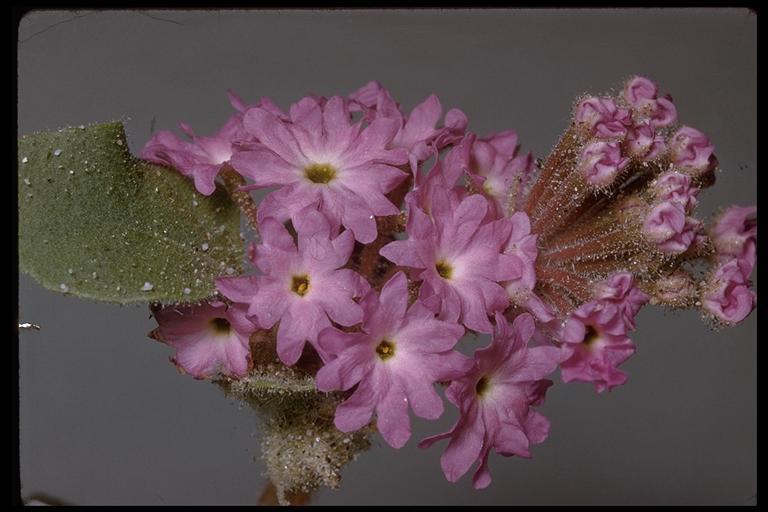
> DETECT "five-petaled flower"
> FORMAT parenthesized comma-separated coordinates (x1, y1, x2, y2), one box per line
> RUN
(419, 312, 560, 489)
(140, 115, 249, 196)
(381, 187, 523, 333)
(150, 301, 257, 379)
(316, 272, 469, 448)
(216, 207, 369, 365)
(230, 95, 410, 243)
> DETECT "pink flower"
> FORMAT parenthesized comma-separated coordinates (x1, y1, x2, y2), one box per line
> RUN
(642, 201, 701, 254)
(701, 259, 757, 325)
(591, 272, 649, 332)
(348, 80, 385, 117)
(574, 97, 632, 139)
(410, 134, 473, 213)
(653, 171, 700, 212)
(623, 76, 658, 107)
(315, 272, 469, 449)
(467, 131, 534, 216)
(559, 301, 636, 393)
(668, 126, 716, 176)
(140, 115, 249, 195)
(435, 109, 470, 148)
(558, 272, 647, 392)
(348, 81, 468, 175)
(216, 208, 369, 365)
(710, 206, 757, 274)
(149, 301, 257, 379)
(577, 141, 629, 187)
(623, 76, 677, 127)
(500, 213, 554, 322)
(392, 95, 466, 173)
(503, 212, 538, 265)
(226, 90, 287, 120)
(230, 95, 409, 243)
(380, 188, 522, 333)
(649, 96, 677, 127)
(419, 313, 560, 489)
(624, 121, 666, 160)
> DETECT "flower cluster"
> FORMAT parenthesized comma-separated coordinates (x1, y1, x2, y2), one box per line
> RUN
(143, 77, 756, 490)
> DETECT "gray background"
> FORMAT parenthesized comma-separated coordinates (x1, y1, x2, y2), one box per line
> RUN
(18, 9, 756, 506)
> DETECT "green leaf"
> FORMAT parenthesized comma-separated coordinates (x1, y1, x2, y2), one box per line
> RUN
(18, 122, 243, 304)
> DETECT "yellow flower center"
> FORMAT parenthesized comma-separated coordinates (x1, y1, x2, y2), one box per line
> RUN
(436, 260, 453, 280)
(375, 340, 396, 361)
(291, 274, 310, 297)
(304, 162, 337, 184)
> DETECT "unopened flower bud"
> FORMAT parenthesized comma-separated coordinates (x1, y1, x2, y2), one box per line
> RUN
(577, 141, 629, 187)
(623, 76, 677, 127)
(653, 171, 700, 212)
(701, 260, 756, 325)
(669, 126, 716, 176)
(575, 97, 632, 139)
(643, 202, 700, 254)
(624, 76, 658, 107)
(651, 95, 677, 127)
(625, 121, 666, 160)
(709, 206, 757, 274)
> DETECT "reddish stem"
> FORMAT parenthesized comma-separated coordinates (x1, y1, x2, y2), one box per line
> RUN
(220, 165, 260, 235)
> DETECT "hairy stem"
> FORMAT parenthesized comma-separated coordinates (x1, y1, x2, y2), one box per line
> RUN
(220, 165, 260, 235)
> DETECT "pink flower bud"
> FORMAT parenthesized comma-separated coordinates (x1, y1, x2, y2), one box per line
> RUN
(652, 95, 678, 127)
(711, 206, 758, 247)
(624, 76, 658, 106)
(669, 126, 716, 176)
(623, 76, 677, 127)
(642, 202, 700, 254)
(592, 271, 649, 331)
(625, 121, 666, 160)
(701, 259, 756, 325)
(709, 206, 757, 275)
(575, 97, 632, 139)
(577, 141, 629, 187)
(653, 171, 700, 212)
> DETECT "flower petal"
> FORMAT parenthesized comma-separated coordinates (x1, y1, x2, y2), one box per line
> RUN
(439, 404, 484, 482)
(315, 342, 373, 391)
(334, 376, 379, 432)
(242, 107, 307, 168)
(230, 148, 299, 187)
(376, 375, 412, 448)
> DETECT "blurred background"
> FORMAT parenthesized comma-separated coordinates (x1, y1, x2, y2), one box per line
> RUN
(18, 8, 756, 505)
